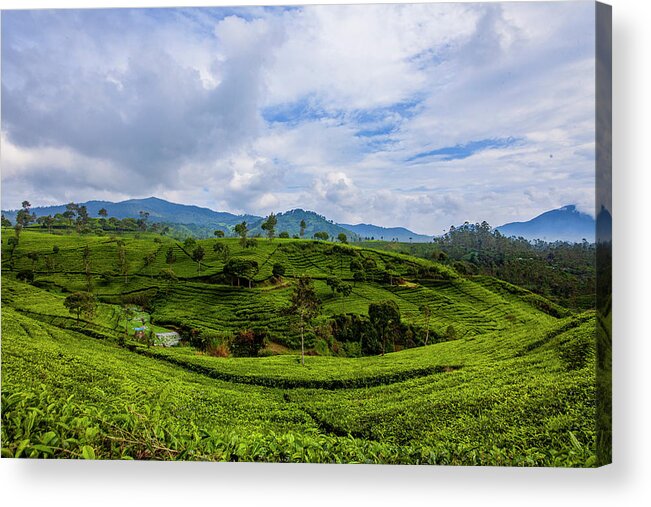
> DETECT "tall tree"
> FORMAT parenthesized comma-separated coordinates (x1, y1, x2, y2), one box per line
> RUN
(13, 223, 23, 243)
(288, 276, 321, 366)
(419, 304, 432, 345)
(119, 304, 136, 346)
(158, 268, 178, 294)
(213, 242, 230, 262)
(63, 202, 78, 229)
(137, 211, 150, 231)
(98, 208, 108, 218)
(363, 258, 377, 282)
(64, 292, 97, 321)
(75, 205, 89, 233)
(369, 300, 401, 356)
(326, 276, 341, 295)
(26, 252, 40, 270)
(36, 215, 55, 234)
(165, 246, 177, 265)
(261, 213, 278, 240)
(337, 233, 348, 244)
(16, 201, 36, 228)
(116, 242, 129, 283)
(299, 219, 307, 238)
(234, 221, 248, 247)
(192, 245, 206, 272)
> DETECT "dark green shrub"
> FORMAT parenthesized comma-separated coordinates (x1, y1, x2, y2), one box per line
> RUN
(16, 270, 34, 283)
(445, 325, 458, 341)
(230, 328, 268, 357)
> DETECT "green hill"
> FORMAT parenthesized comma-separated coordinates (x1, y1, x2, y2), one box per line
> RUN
(248, 209, 359, 241)
(1, 227, 598, 465)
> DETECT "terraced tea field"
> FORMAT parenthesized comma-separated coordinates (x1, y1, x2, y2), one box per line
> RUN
(1, 228, 598, 465)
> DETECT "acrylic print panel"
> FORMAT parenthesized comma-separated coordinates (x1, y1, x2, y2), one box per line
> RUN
(0, 1, 611, 466)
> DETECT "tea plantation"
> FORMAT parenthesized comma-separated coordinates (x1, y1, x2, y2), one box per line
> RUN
(1, 228, 598, 465)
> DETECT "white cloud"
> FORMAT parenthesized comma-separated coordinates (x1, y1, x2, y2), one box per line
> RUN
(1, 3, 597, 233)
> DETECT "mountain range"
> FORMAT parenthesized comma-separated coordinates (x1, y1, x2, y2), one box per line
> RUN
(2, 197, 596, 243)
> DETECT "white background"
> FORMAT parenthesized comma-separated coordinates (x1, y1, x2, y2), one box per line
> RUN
(0, 0, 648, 505)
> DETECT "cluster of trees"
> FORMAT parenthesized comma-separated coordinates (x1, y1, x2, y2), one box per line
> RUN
(63, 291, 97, 321)
(325, 276, 353, 301)
(223, 258, 259, 288)
(183, 327, 268, 358)
(374, 221, 596, 310)
(3, 201, 173, 236)
(322, 300, 453, 357)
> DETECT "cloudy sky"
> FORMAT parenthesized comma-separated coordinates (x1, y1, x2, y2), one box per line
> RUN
(1, 2, 596, 234)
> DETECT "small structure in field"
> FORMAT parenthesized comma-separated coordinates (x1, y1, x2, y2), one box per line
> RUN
(155, 331, 180, 347)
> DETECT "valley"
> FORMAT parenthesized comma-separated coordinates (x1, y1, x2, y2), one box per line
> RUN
(1, 226, 598, 465)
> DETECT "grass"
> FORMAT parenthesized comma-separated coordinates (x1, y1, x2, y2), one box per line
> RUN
(1, 228, 599, 465)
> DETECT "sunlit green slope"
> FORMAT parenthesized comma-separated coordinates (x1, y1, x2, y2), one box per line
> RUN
(1, 228, 597, 465)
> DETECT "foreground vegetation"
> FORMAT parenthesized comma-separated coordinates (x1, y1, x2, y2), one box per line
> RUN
(1, 225, 600, 465)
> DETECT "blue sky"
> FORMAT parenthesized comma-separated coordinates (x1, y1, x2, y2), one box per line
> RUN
(1, 2, 596, 234)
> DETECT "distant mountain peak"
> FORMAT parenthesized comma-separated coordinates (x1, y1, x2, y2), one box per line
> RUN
(138, 196, 167, 202)
(496, 204, 595, 243)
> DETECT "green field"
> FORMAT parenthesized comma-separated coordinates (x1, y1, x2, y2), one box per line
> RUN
(1, 228, 598, 465)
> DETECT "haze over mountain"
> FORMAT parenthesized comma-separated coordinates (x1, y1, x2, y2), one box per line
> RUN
(341, 223, 432, 243)
(2, 197, 397, 240)
(3, 197, 596, 243)
(2, 197, 258, 229)
(1, 5, 597, 235)
(496, 205, 595, 243)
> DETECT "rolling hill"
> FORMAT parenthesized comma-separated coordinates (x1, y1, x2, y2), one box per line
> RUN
(1, 226, 599, 464)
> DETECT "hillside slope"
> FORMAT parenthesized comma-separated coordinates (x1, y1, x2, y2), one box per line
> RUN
(2, 228, 569, 348)
(1, 227, 598, 465)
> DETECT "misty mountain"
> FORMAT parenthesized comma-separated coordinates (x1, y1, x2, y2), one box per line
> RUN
(340, 223, 432, 243)
(3, 197, 259, 229)
(2, 198, 361, 240)
(496, 205, 595, 243)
